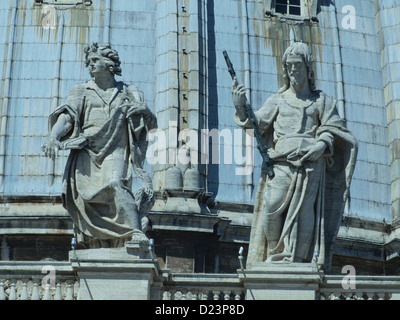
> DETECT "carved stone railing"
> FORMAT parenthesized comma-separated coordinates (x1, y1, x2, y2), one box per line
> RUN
(318, 275, 400, 300)
(160, 273, 245, 300)
(1, 261, 400, 300)
(0, 261, 78, 300)
(161, 272, 400, 301)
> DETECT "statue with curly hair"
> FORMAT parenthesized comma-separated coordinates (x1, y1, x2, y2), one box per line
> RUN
(231, 42, 358, 271)
(42, 43, 157, 249)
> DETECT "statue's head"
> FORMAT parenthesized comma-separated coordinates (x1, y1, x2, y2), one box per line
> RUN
(84, 43, 122, 77)
(279, 42, 316, 93)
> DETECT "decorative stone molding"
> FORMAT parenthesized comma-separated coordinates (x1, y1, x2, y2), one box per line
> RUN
(34, 0, 92, 6)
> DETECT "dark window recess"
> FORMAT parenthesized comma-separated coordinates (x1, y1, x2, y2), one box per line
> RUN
(289, 6, 301, 15)
(275, 0, 301, 16)
(275, 4, 287, 14)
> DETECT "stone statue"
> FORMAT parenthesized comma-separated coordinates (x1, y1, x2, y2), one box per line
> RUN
(232, 42, 357, 271)
(42, 43, 157, 249)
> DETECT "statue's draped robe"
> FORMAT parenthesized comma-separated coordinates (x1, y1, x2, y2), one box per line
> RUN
(49, 81, 157, 244)
(235, 91, 357, 271)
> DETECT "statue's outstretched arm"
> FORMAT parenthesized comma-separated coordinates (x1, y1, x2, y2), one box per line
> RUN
(42, 113, 73, 160)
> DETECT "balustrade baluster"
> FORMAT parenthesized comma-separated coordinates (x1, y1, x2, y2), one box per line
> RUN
(365, 292, 375, 300)
(9, 279, 16, 300)
(233, 290, 242, 300)
(190, 291, 198, 300)
(353, 292, 362, 300)
(358, 293, 367, 300)
(162, 289, 171, 300)
(344, 292, 355, 300)
(54, 282, 62, 300)
(173, 290, 180, 300)
(65, 281, 74, 300)
(223, 290, 231, 300)
(200, 290, 208, 300)
(173, 289, 181, 300)
(42, 283, 52, 300)
(0, 280, 5, 300)
(212, 290, 221, 300)
(376, 292, 386, 300)
(332, 292, 341, 300)
(20, 279, 29, 300)
(31, 281, 40, 300)
(324, 293, 332, 300)
(181, 290, 187, 300)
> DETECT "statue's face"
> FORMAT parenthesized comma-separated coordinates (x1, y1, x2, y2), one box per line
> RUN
(87, 53, 111, 77)
(286, 54, 307, 87)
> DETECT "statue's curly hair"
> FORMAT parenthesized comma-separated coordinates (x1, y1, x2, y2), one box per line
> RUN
(278, 42, 316, 93)
(84, 43, 122, 76)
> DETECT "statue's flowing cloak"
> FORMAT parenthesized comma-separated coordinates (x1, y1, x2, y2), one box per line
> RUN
(235, 91, 357, 271)
(49, 81, 157, 241)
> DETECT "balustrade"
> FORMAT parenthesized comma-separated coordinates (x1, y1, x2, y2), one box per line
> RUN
(0, 261, 78, 300)
(318, 275, 400, 300)
(0, 277, 78, 300)
(160, 273, 245, 300)
(319, 291, 391, 300)
(161, 288, 245, 300)
(0, 262, 399, 300)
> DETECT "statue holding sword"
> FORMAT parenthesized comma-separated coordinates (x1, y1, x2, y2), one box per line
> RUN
(225, 42, 357, 271)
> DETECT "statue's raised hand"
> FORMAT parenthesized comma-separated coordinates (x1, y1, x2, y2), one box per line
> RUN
(231, 78, 248, 121)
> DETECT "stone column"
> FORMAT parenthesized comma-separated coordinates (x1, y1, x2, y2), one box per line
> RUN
(153, 0, 208, 191)
(154, 0, 180, 190)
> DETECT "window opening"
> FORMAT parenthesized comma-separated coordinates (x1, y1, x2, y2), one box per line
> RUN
(275, 0, 301, 16)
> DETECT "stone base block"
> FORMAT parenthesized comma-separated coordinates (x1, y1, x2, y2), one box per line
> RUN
(238, 263, 324, 300)
(69, 241, 161, 300)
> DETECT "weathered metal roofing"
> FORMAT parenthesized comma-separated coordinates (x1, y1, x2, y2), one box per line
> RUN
(0, 0, 398, 221)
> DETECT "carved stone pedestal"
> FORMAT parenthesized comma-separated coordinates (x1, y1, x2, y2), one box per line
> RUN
(69, 240, 162, 300)
(238, 263, 324, 300)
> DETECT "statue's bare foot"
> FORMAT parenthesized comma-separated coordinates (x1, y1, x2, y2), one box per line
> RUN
(130, 229, 150, 248)
(266, 251, 293, 264)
